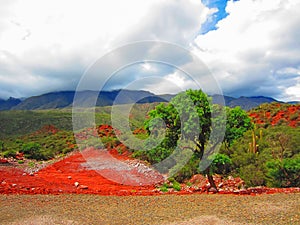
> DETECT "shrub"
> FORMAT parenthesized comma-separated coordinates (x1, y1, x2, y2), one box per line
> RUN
(210, 153, 232, 175)
(290, 113, 299, 121)
(28, 161, 35, 168)
(159, 183, 169, 192)
(172, 181, 181, 191)
(21, 142, 44, 160)
(266, 155, 300, 187)
(239, 164, 266, 187)
(3, 150, 16, 158)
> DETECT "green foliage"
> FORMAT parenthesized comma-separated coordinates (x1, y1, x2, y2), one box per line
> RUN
(0, 103, 158, 138)
(138, 90, 255, 185)
(159, 183, 169, 192)
(172, 181, 181, 191)
(224, 106, 253, 147)
(266, 155, 300, 187)
(0, 141, 4, 151)
(239, 164, 266, 187)
(210, 153, 232, 175)
(21, 142, 44, 160)
(1, 130, 76, 160)
(159, 180, 181, 192)
(2, 150, 16, 158)
(28, 161, 35, 168)
(0, 110, 73, 138)
(142, 89, 212, 165)
(230, 126, 300, 187)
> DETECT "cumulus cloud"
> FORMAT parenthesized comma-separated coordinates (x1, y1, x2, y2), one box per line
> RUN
(0, 0, 211, 99)
(193, 0, 300, 101)
(1, 0, 299, 102)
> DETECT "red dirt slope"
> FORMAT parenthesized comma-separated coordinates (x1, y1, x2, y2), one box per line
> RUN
(0, 148, 162, 195)
(249, 103, 300, 127)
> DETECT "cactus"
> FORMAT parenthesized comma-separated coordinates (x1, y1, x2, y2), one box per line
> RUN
(249, 129, 262, 153)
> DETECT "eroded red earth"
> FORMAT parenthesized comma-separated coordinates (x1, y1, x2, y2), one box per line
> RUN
(0, 148, 164, 196)
(249, 104, 300, 127)
(1, 148, 299, 196)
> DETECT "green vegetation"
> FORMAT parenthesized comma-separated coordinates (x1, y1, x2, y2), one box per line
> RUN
(228, 126, 300, 187)
(135, 90, 252, 190)
(0, 95, 299, 189)
(0, 103, 158, 138)
(0, 129, 76, 160)
(133, 92, 299, 189)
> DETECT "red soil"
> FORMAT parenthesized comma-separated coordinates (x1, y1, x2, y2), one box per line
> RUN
(1, 148, 299, 196)
(249, 104, 300, 127)
(0, 148, 162, 196)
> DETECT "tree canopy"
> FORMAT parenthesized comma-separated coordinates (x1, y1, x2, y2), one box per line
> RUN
(142, 89, 252, 190)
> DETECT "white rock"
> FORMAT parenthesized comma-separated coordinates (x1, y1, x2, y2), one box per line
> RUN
(74, 182, 79, 187)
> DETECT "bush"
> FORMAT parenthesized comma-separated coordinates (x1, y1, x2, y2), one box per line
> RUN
(159, 183, 169, 192)
(21, 142, 44, 160)
(210, 153, 232, 175)
(266, 155, 300, 187)
(172, 181, 181, 191)
(239, 164, 266, 187)
(3, 150, 16, 158)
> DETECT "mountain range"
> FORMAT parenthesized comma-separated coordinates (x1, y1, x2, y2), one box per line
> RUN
(0, 90, 297, 111)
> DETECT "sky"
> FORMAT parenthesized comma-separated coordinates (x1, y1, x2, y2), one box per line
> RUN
(0, 0, 300, 101)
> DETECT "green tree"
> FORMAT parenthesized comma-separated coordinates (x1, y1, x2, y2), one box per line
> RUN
(224, 106, 253, 148)
(144, 89, 223, 190)
(142, 90, 253, 190)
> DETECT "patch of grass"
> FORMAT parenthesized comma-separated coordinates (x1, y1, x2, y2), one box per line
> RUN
(28, 161, 35, 168)
(160, 183, 169, 192)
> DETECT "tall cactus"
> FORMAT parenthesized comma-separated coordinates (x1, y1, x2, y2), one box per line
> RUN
(249, 128, 262, 153)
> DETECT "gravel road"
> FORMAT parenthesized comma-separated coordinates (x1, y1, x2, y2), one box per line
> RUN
(1, 193, 299, 225)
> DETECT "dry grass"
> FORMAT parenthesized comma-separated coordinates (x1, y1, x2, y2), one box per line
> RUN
(1, 193, 299, 225)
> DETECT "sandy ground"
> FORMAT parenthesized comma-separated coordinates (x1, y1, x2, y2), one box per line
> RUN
(1, 193, 299, 225)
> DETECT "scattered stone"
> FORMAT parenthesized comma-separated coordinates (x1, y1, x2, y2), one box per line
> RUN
(67, 176, 72, 179)
(29, 172, 34, 176)
(22, 173, 27, 176)
(79, 185, 88, 190)
(1, 181, 6, 185)
(0, 158, 9, 164)
(208, 187, 218, 193)
(12, 184, 17, 187)
(74, 182, 79, 187)
(228, 175, 234, 180)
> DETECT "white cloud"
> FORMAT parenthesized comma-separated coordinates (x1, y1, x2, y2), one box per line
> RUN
(0, 0, 211, 99)
(1, 0, 299, 102)
(193, 0, 300, 101)
(141, 71, 199, 95)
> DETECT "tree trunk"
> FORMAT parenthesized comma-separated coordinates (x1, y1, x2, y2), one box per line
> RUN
(206, 166, 218, 192)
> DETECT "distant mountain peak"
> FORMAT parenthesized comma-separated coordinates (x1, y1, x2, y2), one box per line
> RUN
(0, 90, 297, 111)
